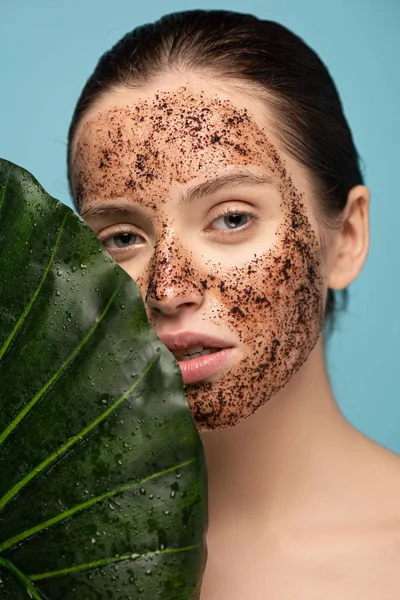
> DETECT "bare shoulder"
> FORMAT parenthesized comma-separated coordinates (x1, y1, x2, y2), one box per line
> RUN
(318, 438, 400, 597)
(360, 434, 400, 520)
(344, 432, 400, 538)
(201, 436, 400, 600)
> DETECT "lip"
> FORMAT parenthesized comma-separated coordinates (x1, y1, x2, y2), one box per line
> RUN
(177, 348, 235, 384)
(157, 330, 235, 351)
(156, 330, 236, 384)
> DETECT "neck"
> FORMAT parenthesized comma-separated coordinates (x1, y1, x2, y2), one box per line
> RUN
(200, 336, 361, 533)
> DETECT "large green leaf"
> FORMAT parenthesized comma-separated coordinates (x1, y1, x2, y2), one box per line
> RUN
(0, 159, 208, 599)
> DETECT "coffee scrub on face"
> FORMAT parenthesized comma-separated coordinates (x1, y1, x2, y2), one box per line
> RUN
(72, 90, 325, 430)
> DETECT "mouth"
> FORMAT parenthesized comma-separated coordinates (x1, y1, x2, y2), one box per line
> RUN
(172, 346, 235, 385)
(156, 331, 236, 385)
(171, 345, 220, 361)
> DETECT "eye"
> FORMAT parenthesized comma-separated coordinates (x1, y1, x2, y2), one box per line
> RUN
(99, 227, 144, 250)
(210, 207, 259, 232)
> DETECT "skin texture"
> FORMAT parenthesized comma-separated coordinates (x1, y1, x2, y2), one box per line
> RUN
(72, 88, 326, 430)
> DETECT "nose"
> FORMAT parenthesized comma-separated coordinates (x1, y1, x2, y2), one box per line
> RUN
(144, 241, 205, 318)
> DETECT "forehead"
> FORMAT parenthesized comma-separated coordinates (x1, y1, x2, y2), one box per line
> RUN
(72, 89, 292, 203)
(71, 86, 316, 226)
(73, 85, 276, 157)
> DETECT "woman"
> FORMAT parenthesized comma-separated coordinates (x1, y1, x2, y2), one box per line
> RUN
(67, 9, 400, 598)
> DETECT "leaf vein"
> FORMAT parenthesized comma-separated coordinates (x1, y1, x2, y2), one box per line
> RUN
(0, 212, 67, 366)
(0, 270, 119, 449)
(0, 356, 157, 512)
(0, 164, 12, 216)
(0, 458, 194, 552)
(0, 557, 44, 599)
(29, 544, 200, 581)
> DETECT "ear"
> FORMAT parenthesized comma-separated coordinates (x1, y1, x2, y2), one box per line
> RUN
(327, 184, 370, 290)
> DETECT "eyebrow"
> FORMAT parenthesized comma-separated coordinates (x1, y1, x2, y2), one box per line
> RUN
(80, 203, 151, 222)
(80, 169, 273, 219)
(179, 170, 273, 204)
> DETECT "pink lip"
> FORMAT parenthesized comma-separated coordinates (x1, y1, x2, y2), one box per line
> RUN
(177, 348, 235, 384)
(157, 330, 234, 351)
(156, 330, 236, 384)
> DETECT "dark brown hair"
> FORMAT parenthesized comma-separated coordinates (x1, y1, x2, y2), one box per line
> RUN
(67, 9, 365, 339)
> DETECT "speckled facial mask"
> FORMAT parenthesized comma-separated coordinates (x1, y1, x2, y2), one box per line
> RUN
(72, 89, 326, 430)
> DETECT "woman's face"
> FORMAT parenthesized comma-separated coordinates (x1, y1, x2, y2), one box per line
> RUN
(71, 77, 328, 431)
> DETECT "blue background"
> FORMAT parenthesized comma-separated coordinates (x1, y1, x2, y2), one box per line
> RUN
(1, 1, 399, 451)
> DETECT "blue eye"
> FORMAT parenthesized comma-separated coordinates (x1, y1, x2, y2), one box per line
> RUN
(212, 212, 252, 230)
(103, 232, 140, 248)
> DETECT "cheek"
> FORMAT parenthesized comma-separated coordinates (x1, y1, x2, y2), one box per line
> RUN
(205, 226, 325, 355)
(186, 232, 326, 430)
